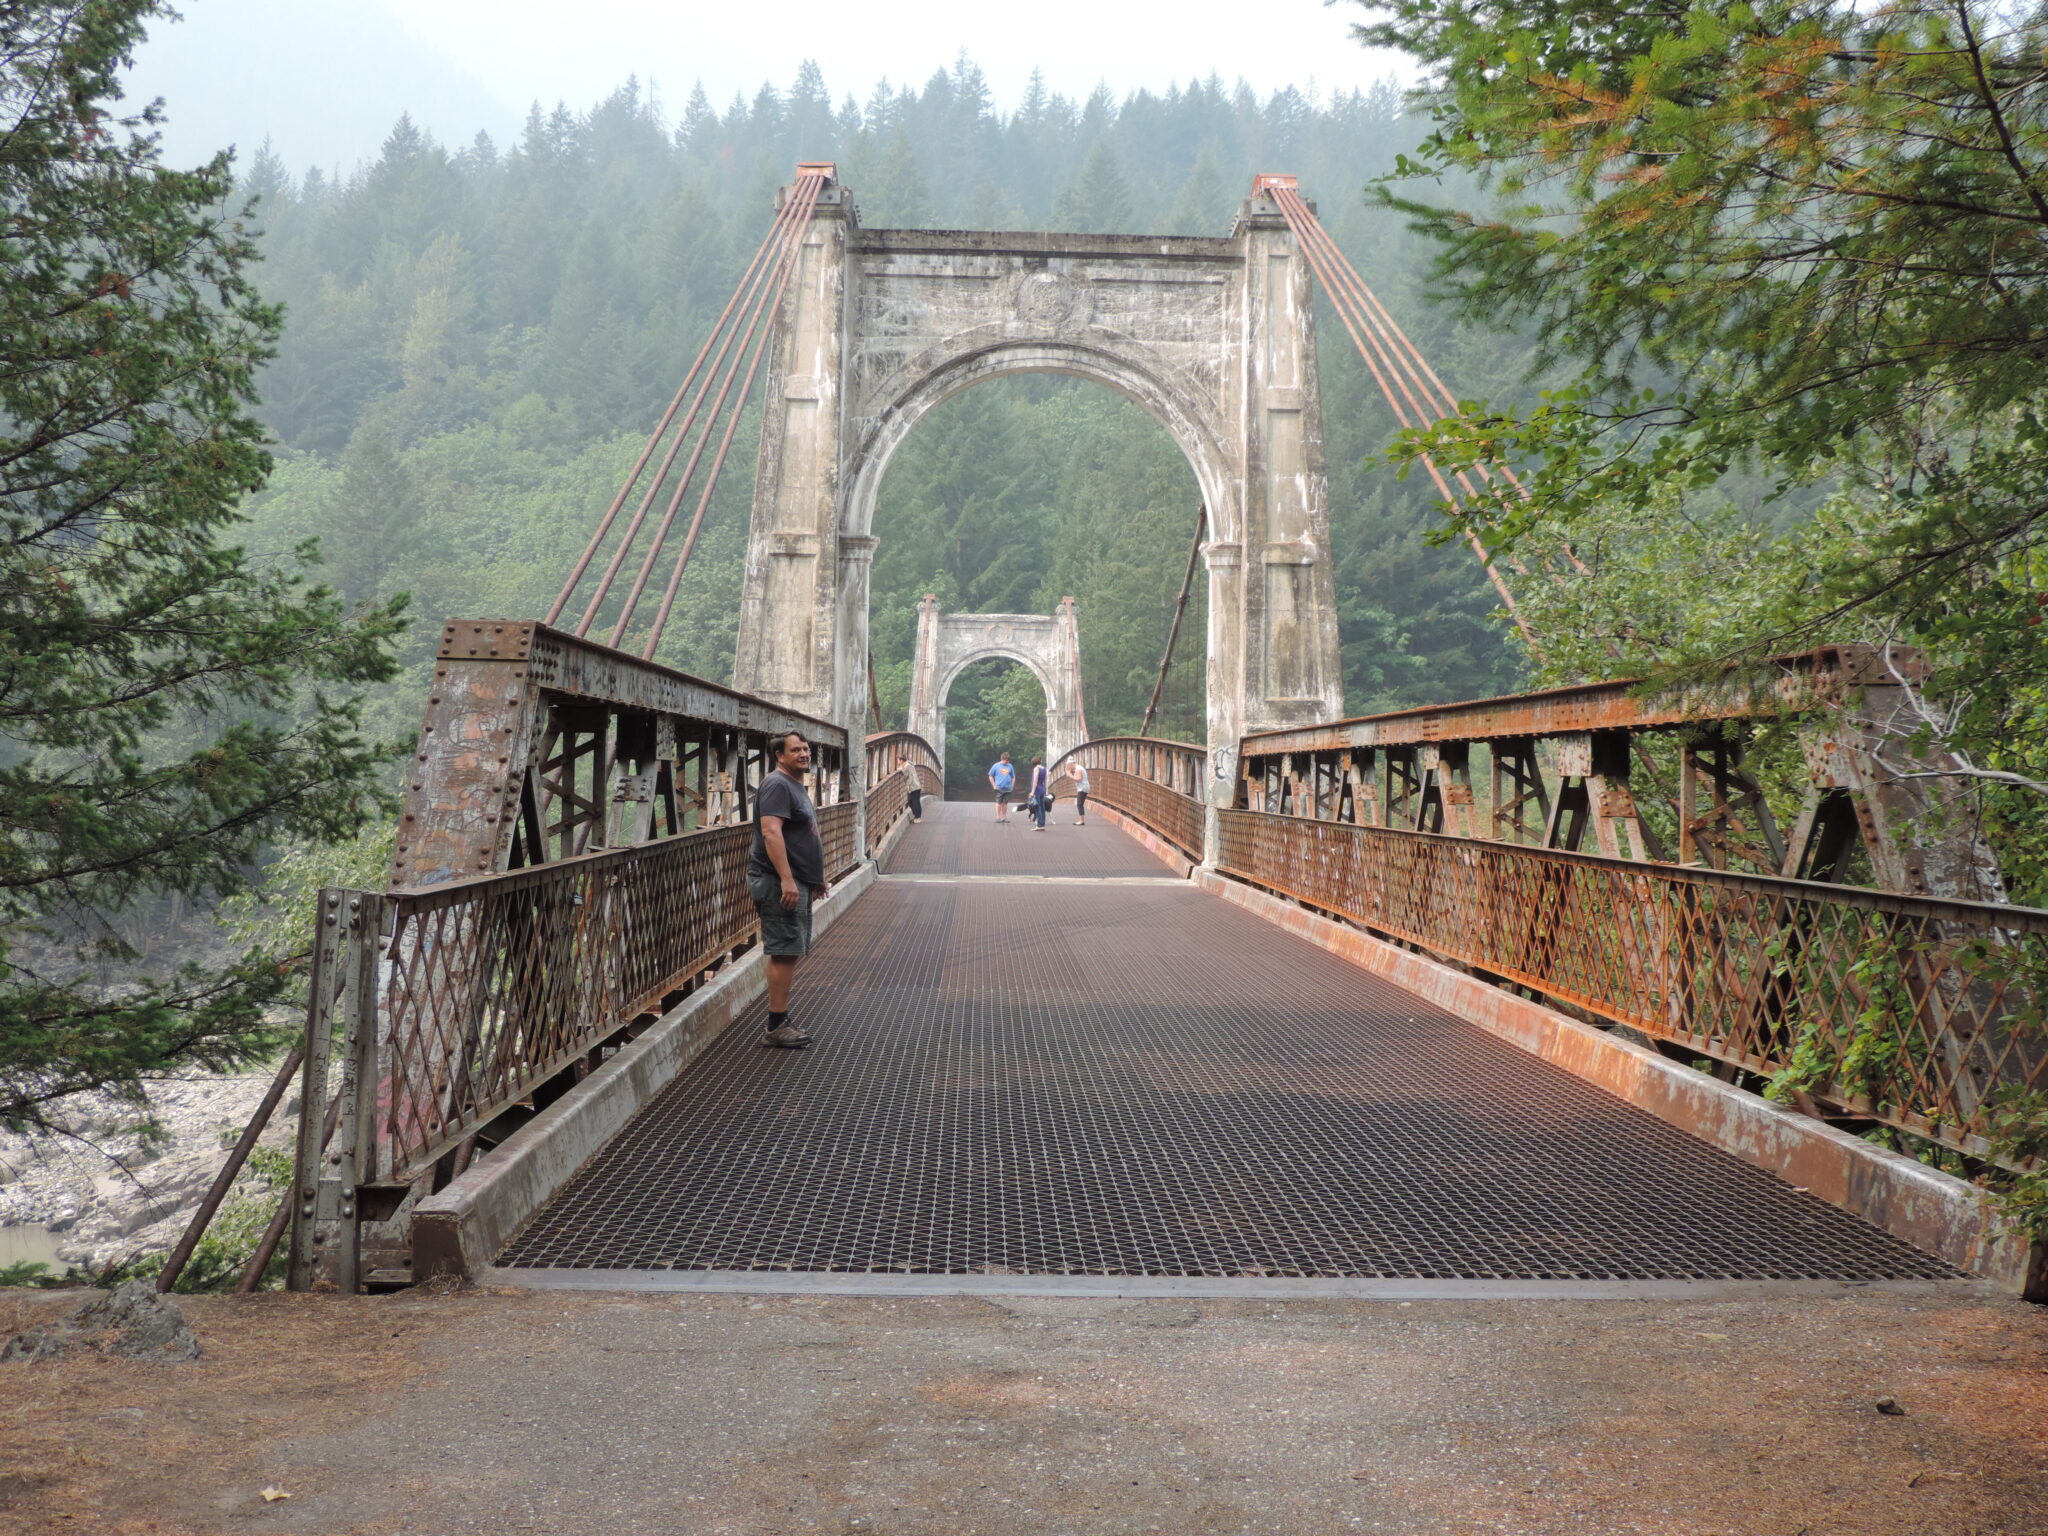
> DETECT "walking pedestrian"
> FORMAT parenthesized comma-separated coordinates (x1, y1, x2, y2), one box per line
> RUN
(747, 731, 829, 1049)
(1027, 756, 1050, 830)
(1071, 761, 1090, 825)
(988, 751, 1015, 823)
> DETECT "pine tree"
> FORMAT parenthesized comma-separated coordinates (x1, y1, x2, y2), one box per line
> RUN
(0, 1, 405, 1132)
(1053, 140, 1135, 232)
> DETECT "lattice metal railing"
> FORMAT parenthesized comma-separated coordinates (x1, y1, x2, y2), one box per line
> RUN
(865, 731, 943, 849)
(866, 762, 940, 848)
(291, 800, 865, 1290)
(1052, 737, 1207, 861)
(1232, 645, 2008, 905)
(1086, 770, 1205, 861)
(1216, 809, 2048, 1170)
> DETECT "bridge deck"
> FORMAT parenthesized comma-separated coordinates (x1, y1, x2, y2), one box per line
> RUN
(499, 812, 1950, 1282)
(882, 798, 1174, 877)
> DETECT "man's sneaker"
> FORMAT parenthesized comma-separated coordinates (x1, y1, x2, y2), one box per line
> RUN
(762, 1024, 812, 1049)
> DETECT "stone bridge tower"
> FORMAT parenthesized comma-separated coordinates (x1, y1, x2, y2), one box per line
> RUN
(733, 166, 1344, 799)
(905, 594, 1087, 768)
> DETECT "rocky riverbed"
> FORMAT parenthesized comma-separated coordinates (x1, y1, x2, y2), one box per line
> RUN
(0, 1062, 299, 1275)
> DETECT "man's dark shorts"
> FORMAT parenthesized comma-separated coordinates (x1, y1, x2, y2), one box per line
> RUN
(748, 871, 814, 957)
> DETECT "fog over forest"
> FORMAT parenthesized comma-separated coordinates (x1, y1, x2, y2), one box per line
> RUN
(221, 59, 1536, 784)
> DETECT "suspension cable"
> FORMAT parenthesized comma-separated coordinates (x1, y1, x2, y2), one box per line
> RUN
(1142, 503, 1206, 739)
(633, 171, 828, 657)
(587, 175, 822, 642)
(1265, 184, 1537, 641)
(547, 183, 812, 629)
(1274, 190, 1589, 579)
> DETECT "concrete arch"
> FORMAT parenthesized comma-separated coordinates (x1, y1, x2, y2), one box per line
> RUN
(934, 646, 1056, 710)
(841, 333, 1237, 550)
(906, 597, 1086, 769)
(732, 170, 1346, 811)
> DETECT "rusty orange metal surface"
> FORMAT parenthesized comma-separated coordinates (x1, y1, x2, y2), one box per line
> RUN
(1237, 646, 1909, 757)
(357, 802, 865, 1189)
(1053, 737, 1209, 861)
(1214, 809, 2047, 1172)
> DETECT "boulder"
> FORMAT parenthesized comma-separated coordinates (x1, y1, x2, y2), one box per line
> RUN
(0, 1281, 200, 1363)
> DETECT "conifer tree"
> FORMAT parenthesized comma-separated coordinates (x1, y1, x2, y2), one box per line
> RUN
(0, 1, 404, 1131)
(1053, 141, 1135, 232)
(1358, 0, 2048, 796)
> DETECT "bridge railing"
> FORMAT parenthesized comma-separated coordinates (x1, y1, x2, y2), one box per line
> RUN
(865, 732, 943, 849)
(1214, 809, 2047, 1172)
(1234, 643, 2005, 903)
(1052, 737, 1207, 861)
(290, 799, 863, 1291)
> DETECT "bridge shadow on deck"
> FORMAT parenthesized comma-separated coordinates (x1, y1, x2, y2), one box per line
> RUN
(499, 813, 1952, 1282)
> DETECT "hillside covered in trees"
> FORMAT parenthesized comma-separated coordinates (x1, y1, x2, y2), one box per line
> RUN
(228, 61, 1535, 775)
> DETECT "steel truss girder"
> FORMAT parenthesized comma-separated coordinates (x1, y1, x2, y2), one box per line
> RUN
(394, 620, 848, 887)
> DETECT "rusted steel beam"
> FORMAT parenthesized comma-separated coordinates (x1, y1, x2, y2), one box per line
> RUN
(1238, 645, 1906, 757)
(439, 621, 843, 740)
(1214, 809, 2048, 1173)
(394, 620, 847, 887)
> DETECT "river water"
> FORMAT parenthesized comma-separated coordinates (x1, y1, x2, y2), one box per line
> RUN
(0, 1223, 65, 1275)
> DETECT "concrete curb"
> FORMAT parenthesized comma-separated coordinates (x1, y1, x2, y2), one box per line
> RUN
(1195, 869, 2041, 1295)
(1092, 803, 1195, 877)
(412, 859, 879, 1281)
(483, 1267, 1981, 1301)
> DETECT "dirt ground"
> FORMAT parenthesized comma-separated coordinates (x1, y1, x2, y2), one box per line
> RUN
(2, 1281, 2045, 1536)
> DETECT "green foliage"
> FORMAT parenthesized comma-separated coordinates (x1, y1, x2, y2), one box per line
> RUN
(1357, 2, 2048, 768)
(0, 2, 405, 1132)
(0, 1260, 73, 1289)
(219, 822, 398, 994)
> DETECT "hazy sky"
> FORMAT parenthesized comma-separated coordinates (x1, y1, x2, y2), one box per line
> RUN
(125, 0, 1412, 176)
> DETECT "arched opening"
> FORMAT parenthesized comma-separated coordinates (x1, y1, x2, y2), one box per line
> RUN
(865, 373, 1210, 764)
(939, 657, 1049, 798)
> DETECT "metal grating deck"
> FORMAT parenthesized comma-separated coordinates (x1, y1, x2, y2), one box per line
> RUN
(499, 872, 1954, 1281)
(883, 798, 1175, 877)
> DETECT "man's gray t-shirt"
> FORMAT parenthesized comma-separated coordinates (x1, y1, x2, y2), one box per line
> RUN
(749, 771, 826, 888)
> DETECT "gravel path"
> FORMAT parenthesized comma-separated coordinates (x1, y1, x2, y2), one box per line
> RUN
(3, 1283, 2043, 1534)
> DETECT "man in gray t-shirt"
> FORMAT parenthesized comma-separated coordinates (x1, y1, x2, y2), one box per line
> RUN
(748, 732, 830, 1048)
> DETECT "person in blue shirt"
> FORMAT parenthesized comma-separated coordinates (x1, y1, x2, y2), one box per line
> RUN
(988, 752, 1015, 823)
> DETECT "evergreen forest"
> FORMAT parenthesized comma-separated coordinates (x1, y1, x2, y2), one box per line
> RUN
(227, 62, 1535, 788)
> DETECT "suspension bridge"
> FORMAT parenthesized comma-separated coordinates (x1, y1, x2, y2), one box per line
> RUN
(161, 167, 2045, 1303)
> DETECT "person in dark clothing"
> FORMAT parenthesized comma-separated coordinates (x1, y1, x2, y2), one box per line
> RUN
(747, 732, 829, 1048)
(1027, 755, 1050, 830)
